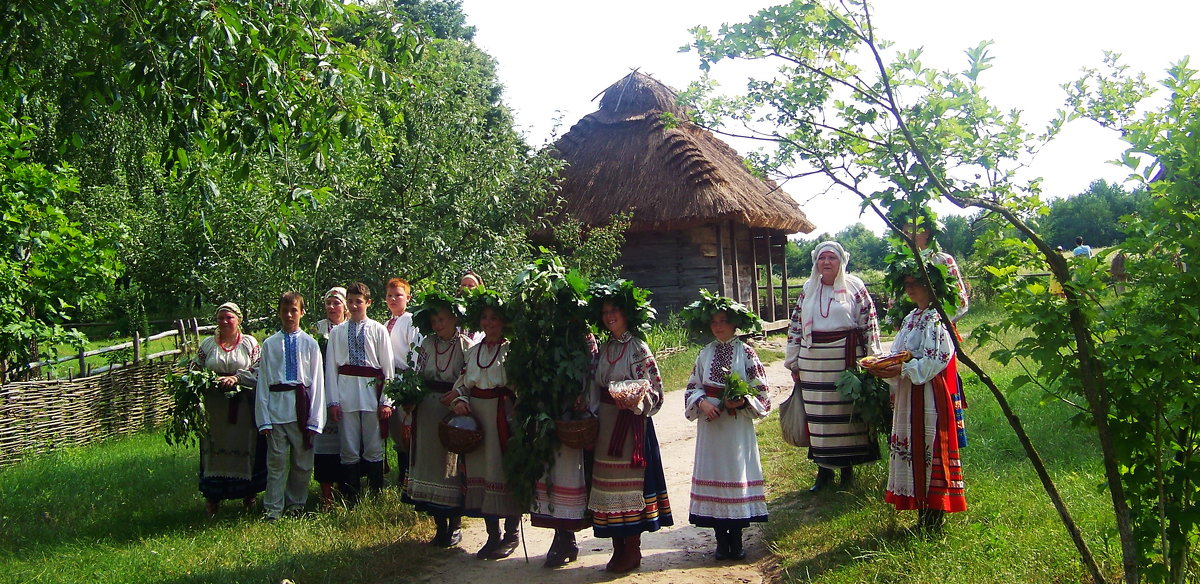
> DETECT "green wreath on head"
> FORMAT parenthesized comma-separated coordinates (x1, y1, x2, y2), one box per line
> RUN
(463, 286, 508, 333)
(588, 279, 656, 339)
(410, 290, 466, 337)
(883, 242, 958, 324)
(679, 289, 763, 339)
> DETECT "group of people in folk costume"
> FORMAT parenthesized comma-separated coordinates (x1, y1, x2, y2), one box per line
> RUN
(188, 217, 972, 566)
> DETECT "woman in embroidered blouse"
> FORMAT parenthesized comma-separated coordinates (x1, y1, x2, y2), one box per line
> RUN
(313, 287, 347, 510)
(406, 292, 469, 548)
(784, 241, 882, 492)
(587, 280, 672, 574)
(869, 274, 966, 531)
(683, 298, 770, 561)
(193, 302, 265, 517)
(451, 289, 522, 560)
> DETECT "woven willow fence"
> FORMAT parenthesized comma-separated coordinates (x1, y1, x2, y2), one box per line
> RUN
(0, 359, 181, 469)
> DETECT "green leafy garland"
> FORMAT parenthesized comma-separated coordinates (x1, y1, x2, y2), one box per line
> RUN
(588, 279, 656, 339)
(462, 286, 509, 333)
(410, 290, 466, 337)
(679, 289, 763, 339)
(882, 241, 958, 328)
(163, 368, 219, 447)
(835, 369, 893, 436)
(502, 252, 595, 512)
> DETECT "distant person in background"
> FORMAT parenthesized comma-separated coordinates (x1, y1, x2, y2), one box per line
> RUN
(313, 287, 348, 510)
(1112, 251, 1128, 294)
(193, 302, 265, 518)
(1073, 236, 1093, 258)
(458, 272, 485, 345)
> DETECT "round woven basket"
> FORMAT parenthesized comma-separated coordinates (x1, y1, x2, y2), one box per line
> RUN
(439, 413, 484, 455)
(555, 417, 599, 450)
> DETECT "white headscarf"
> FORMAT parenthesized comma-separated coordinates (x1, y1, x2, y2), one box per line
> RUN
(798, 241, 850, 347)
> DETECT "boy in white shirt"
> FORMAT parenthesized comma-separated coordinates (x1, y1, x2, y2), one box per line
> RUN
(325, 282, 395, 503)
(384, 277, 423, 486)
(256, 291, 326, 520)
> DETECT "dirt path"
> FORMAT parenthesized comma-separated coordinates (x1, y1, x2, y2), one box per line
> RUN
(418, 342, 794, 584)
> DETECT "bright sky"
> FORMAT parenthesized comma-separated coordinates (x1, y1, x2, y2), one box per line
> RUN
(459, 0, 1197, 236)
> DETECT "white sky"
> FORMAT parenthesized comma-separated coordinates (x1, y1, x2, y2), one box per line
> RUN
(459, 0, 1198, 235)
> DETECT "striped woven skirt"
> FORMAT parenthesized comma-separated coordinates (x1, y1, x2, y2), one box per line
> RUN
(885, 371, 967, 512)
(798, 332, 880, 467)
(404, 389, 464, 515)
(588, 402, 673, 538)
(530, 445, 590, 531)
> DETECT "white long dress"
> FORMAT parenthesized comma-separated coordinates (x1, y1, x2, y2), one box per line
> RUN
(684, 338, 770, 527)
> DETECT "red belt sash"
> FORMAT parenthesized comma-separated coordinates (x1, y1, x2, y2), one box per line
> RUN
(470, 386, 516, 453)
(337, 364, 388, 438)
(270, 383, 313, 449)
(599, 392, 646, 468)
(812, 328, 862, 369)
(702, 383, 724, 398)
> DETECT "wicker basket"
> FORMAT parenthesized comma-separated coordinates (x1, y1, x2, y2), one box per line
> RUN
(555, 417, 599, 450)
(439, 413, 484, 455)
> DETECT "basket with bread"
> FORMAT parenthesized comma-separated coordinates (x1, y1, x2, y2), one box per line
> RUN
(858, 350, 913, 372)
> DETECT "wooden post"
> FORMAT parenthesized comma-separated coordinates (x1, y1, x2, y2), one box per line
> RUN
(190, 318, 200, 343)
(749, 229, 760, 316)
(780, 235, 791, 313)
(132, 330, 142, 364)
(716, 222, 727, 298)
(77, 348, 86, 377)
(764, 233, 776, 321)
(730, 222, 741, 302)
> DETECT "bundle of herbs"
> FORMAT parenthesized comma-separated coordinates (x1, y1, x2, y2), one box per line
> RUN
(163, 368, 219, 447)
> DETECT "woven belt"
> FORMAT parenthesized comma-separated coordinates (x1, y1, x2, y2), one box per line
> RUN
(470, 386, 515, 453)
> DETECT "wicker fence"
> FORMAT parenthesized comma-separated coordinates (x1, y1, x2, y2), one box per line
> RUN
(0, 359, 181, 469)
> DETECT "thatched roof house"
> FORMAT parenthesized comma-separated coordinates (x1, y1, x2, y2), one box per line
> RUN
(552, 71, 815, 320)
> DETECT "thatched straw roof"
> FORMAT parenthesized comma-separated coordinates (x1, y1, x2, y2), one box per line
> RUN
(552, 71, 814, 234)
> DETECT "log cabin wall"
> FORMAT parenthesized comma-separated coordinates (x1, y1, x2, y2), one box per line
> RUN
(617, 222, 795, 319)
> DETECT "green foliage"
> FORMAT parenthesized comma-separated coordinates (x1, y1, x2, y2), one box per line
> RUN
(162, 368, 218, 447)
(461, 286, 507, 332)
(679, 289, 763, 339)
(785, 222, 890, 275)
(382, 372, 426, 408)
(1038, 180, 1150, 250)
(834, 369, 892, 436)
(881, 241, 957, 325)
(502, 252, 595, 511)
(546, 211, 632, 281)
(0, 120, 120, 379)
(720, 371, 755, 412)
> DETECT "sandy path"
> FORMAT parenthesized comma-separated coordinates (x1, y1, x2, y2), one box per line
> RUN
(417, 342, 794, 584)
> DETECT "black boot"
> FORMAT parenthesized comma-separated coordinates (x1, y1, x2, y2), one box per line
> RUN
(430, 516, 448, 546)
(364, 460, 385, 494)
(727, 527, 746, 560)
(808, 466, 834, 493)
(543, 529, 578, 568)
(840, 466, 854, 487)
(339, 463, 362, 507)
(476, 517, 501, 559)
(714, 528, 729, 560)
(485, 516, 520, 559)
(444, 515, 463, 547)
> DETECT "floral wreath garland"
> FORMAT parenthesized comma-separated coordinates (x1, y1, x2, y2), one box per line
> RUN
(883, 242, 958, 319)
(462, 286, 508, 333)
(410, 290, 466, 337)
(587, 279, 656, 338)
(679, 289, 763, 339)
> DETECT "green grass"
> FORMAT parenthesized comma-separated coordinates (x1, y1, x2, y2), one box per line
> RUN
(757, 318, 1125, 583)
(0, 434, 432, 584)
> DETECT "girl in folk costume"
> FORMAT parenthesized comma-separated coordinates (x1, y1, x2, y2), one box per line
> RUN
(193, 302, 265, 517)
(868, 259, 966, 531)
(313, 286, 348, 510)
(784, 241, 882, 492)
(587, 280, 672, 574)
(325, 282, 395, 504)
(681, 292, 770, 560)
(406, 291, 469, 547)
(450, 288, 523, 559)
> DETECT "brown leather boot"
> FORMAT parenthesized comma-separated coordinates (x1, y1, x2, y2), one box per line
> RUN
(607, 535, 642, 573)
(605, 536, 626, 571)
